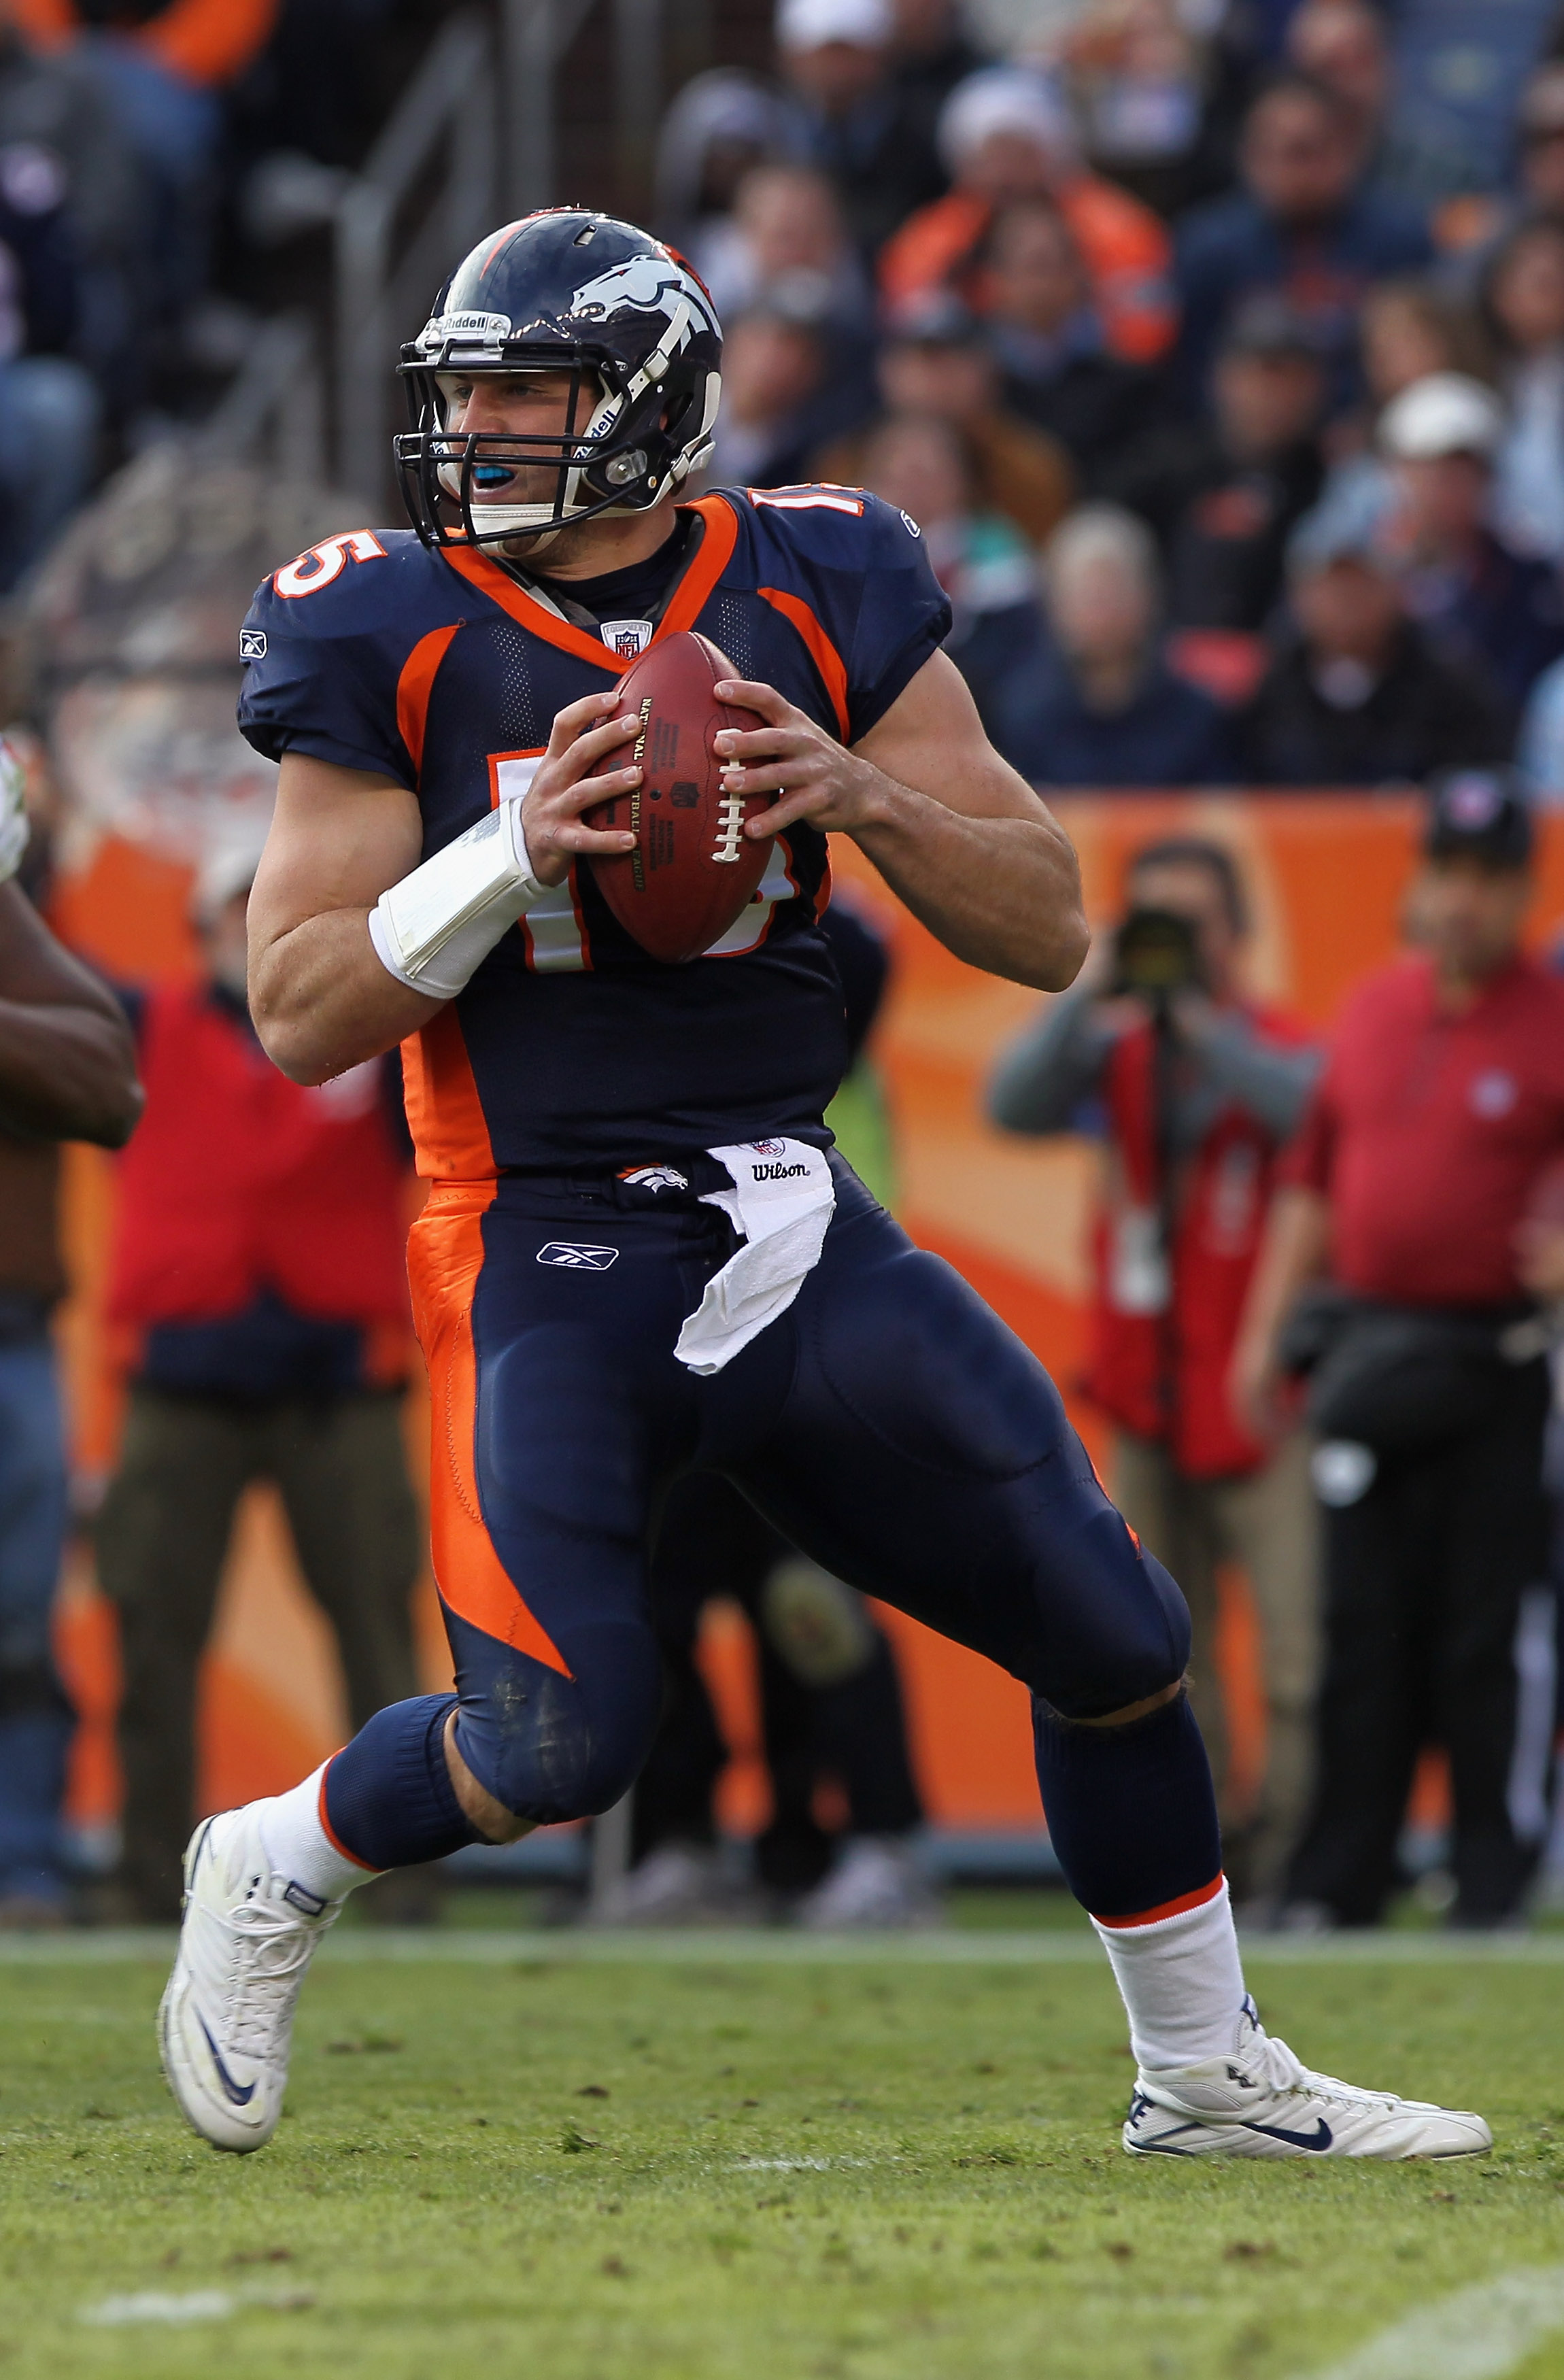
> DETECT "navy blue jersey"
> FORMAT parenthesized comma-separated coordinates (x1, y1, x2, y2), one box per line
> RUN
(237, 488, 950, 1174)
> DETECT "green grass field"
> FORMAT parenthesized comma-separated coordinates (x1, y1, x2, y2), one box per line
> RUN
(5, 1928, 1564, 2380)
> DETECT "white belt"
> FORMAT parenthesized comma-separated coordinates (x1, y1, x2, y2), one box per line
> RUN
(674, 1138, 836, 1376)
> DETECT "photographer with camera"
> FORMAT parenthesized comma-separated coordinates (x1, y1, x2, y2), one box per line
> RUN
(1233, 772, 1564, 1930)
(990, 838, 1322, 1904)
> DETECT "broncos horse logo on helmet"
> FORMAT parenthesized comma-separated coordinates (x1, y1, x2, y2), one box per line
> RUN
(396, 210, 723, 549)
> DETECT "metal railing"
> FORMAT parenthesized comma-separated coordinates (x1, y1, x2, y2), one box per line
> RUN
(335, 9, 499, 501)
(210, 1, 679, 503)
(193, 311, 326, 485)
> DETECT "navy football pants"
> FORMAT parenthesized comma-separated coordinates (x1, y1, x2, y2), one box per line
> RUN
(400, 1157, 1194, 1839)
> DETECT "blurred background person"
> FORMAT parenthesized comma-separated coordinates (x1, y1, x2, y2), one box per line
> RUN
(856, 407, 1044, 736)
(0, 745, 138, 1926)
(7, 0, 279, 356)
(817, 286, 1074, 545)
(95, 839, 423, 1924)
(702, 289, 857, 491)
(1480, 214, 1564, 564)
(1283, 0, 1389, 182)
(1108, 294, 1329, 636)
(995, 503, 1233, 785)
(879, 62, 1176, 364)
(990, 836, 1321, 1904)
(1373, 370, 1564, 718)
(981, 194, 1162, 486)
(692, 160, 870, 343)
(1057, 0, 1243, 221)
(0, 98, 98, 591)
(1238, 516, 1511, 785)
(775, 0, 947, 262)
(653, 69, 799, 267)
(1295, 277, 1495, 563)
(1234, 774, 1564, 1930)
(1174, 71, 1432, 409)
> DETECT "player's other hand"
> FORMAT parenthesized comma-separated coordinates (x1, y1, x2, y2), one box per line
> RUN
(713, 679, 881, 838)
(522, 690, 642, 888)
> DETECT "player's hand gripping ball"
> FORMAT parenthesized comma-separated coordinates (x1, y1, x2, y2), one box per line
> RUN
(583, 632, 774, 964)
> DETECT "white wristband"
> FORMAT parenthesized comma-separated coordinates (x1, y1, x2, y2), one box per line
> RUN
(368, 799, 547, 1001)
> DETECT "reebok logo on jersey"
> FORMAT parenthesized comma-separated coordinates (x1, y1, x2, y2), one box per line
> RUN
(536, 1242, 619, 1270)
(239, 628, 267, 659)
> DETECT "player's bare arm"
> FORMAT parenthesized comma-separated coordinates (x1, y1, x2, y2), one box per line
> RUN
(0, 880, 142, 1145)
(248, 694, 643, 1085)
(713, 651, 1089, 993)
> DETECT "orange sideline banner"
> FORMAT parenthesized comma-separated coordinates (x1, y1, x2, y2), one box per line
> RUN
(46, 796, 1564, 1850)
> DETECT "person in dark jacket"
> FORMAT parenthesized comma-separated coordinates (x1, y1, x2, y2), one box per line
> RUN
(997, 503, 1234, 787)
(1239, 517, 1512, 784)
(1109, 294, 1328, 633)
(96, 840, 424, 1923)
(1174, 71, 1431, 407)
(982, 196, 1161, 487)
(777, 0, 949, 260)
(1372, 369, 1564, 715)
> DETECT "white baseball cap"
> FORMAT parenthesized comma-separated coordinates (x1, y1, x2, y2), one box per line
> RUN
(777, 0, 893, 50)
(1378, 371, 1505, 462)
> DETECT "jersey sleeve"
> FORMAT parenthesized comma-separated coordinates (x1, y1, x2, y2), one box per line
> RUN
(843, 493, 953, 743)
(236, 571, 414, 787)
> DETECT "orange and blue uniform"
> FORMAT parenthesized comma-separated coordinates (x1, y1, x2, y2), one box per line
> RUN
(237, 488, 1217, 1926)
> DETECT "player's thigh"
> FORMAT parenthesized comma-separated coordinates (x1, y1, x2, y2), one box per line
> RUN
(733, 1191, 1189, 1717)
(409, 1185, 693, 1819)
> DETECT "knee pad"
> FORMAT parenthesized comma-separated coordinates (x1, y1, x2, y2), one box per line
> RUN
(1039, 1522, 1191, 1721)
(447, 1611, 662, 1826)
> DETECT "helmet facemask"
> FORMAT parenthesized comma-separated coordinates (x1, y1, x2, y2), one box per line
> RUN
(396, 327, 721, 553)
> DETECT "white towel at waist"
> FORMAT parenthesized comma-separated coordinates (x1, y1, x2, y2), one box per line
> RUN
(674, 1138, 836, 1376)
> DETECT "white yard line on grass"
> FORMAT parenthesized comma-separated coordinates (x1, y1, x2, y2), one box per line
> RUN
(6, 1926, 1564, 1965)
(1297, 2265, 1564, 2380)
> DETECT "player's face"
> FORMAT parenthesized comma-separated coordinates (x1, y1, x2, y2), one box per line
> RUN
(435, 367, 598, 507)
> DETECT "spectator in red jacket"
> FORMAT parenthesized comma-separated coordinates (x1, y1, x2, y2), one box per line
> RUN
(989, 836, 1322, 1903)
(1235, 771, 1564, 1927)
(96, 836, 424, 1923)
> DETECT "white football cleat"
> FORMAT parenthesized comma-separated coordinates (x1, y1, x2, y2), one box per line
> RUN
(1124, 1996, 1491, 2160)
(158, 1805, 340, 2153)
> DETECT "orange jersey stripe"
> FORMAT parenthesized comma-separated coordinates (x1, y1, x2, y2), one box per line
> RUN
(399, 1007, 498, 1183)
(396, 622, 460, 783)
(756, 585, 850, 741)
(1093, 1873, 1225, 1929)
(407, 1182, 573, 1678)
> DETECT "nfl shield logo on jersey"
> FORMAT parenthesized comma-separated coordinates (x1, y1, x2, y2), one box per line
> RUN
(601, 619, 653, 658)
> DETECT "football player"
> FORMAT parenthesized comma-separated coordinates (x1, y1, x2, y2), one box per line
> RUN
(159, 212, 1487, 2163)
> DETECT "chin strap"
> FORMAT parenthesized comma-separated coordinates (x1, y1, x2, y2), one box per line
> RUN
(368, 796, 548, 1002)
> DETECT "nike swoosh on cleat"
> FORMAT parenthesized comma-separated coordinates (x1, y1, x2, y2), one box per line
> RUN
(197, 2013, 258, 2107)
(1242, 2118, 1332, 2149)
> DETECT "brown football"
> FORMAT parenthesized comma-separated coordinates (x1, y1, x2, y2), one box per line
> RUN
(583, 630, 775, 964)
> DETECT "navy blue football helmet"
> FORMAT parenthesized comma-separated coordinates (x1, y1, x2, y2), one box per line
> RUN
(396, 209, 723, 549)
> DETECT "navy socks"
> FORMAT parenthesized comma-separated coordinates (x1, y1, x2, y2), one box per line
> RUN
(1032, 1690, 1221, 1920)
(322, 1694, 485, 1871)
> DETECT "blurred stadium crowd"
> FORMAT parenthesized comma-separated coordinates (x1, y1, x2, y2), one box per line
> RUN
(1, 0, 1563, 1937)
